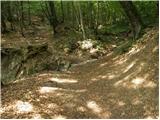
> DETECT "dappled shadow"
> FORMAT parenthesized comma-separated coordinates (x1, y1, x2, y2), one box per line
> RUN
(1, 27, 159, 119)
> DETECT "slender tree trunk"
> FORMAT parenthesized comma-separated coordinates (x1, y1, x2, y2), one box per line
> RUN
(77, 2, 86, 40)
(71, 1, 75, 27)
(1, 2, 8, 33)
(72, 2, 79, 29)
(20, 1, 25, 37)
(1, 14, 7, 33)
(48, 1, 58, 34)
(156, 1, 159, 17)
(89, 2, 94, 29)
(28, 1, 31, 25)
(61, 0, 64, 23)
(95, 1, 100, 36)
(7, 2, 14, 31)
(120, 1, 142, 39)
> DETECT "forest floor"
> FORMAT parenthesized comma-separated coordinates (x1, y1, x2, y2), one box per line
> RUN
(1, 26, 159, 118)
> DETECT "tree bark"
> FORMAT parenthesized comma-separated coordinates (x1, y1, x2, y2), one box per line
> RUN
(120, 1, 142, 39)
(28, 1, 31, 25)
(20, 1, 25, 37)
(48, 1, 58, 34)
(1, 14, 7, 33)
(95, 1, 100, 36)
(7, 2, 15, 31)
(77, 2, 86, 40)
(61, 0, 64, 23)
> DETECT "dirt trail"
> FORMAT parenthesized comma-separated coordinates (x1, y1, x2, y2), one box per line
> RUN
(1, 27, 159, 119)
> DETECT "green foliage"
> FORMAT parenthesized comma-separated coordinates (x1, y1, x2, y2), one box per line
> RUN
(27, 2, 42, 15)
(134, 1, 158, 25)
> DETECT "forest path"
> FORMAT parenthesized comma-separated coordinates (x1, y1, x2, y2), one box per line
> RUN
(1, 27, 159, 119)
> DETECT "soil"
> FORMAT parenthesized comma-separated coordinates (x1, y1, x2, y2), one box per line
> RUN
(1, 27, 158, 119)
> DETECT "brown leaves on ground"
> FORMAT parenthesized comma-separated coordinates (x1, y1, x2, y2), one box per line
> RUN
(1, 27, 159, 119)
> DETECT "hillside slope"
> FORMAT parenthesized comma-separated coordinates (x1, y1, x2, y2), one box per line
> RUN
(1, 27, 159, 119)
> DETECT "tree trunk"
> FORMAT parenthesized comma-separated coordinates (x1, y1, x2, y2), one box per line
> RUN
(28, 1, 31, 25)
(95, 1, 100, 36)
(20, 1, 25, 37)
(1, 14, 7, 33)
(7, 2, 15, 31)
(77, 2, 86, 40)
(61, 0, 64, 23)
(48, 1, 58, 34)
(72, 2, 80, 29)
(88, 2, 94, 29)
(120, 1, 142, 39)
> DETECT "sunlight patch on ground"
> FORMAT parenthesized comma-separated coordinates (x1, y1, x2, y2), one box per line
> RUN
(114, 57, 128, 65)
(51, 115, 66, 119)
(38, 73, 53, 77)
(145, 116, 156, 119)
(15, 101, 33, 113)
(132, 98, 142, 105)
(50, 77, 77, 83)
(100, 62, 108, 67)
(114, 77, 156, 89)
(39, 87, 58, 93)
(143, 81, 157, 88)
(114, 77, 145, 88)
(152, 45, 158, 53)
(117, 101, 125, 106)
(101, 75, 107, 79)
(77, 106, 86, 112)
(32, 113, 42, 119)
(123, 61, 136, 73)
(100, 112, 111, 119)
(0, 107, 5, 114)
(39, 86, 86, 94)
(47, 103, 59, 109)
(93, 74, 116, 81)
(127, 47, 140, 56)
(131, 77, 145, 85)
(87, 101, 102, 113)
(91, 78, 98, 81)
(108, 74, 115, 79)
(114, 80, 127, 87)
